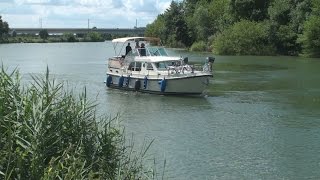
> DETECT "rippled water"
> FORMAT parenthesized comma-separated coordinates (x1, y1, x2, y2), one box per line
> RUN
(1, 42, 320, 179)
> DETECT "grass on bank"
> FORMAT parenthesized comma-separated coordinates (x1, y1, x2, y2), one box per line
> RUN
(0, 66, 157, 179)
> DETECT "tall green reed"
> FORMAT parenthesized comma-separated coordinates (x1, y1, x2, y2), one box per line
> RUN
(0, 66, 155, 179)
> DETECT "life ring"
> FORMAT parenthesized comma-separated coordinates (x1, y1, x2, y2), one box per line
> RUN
(134, 80, 141, 91)
(143, 76, 148, 89)
(160, 79, 167, 92)
(118, 76, 124, 88)
(125, 75, 131, 87)
(106, 75, 112, 87)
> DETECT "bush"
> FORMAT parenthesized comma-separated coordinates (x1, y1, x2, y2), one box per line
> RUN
(39, 29, 49, 40)
(212, 20, 276, 55)
(85, 32, 104, 42)
(0, 67, 154, 179)
(63, 33, 78, 42)
(190, 41, 207, 52)
(298, 15, 320, 57)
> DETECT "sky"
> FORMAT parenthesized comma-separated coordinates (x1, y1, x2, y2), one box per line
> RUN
(0, 0, 174, 28)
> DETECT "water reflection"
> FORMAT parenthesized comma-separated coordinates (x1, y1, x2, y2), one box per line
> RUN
(103, 89, 212, 117)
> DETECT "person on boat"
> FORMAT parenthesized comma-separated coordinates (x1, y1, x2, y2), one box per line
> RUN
(140, 43, 146, 56)
(125, 43, 132, 55)
(135, 41, 140, 49)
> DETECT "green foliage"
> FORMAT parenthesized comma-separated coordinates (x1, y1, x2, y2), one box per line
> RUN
(299, 15, 320, 57)
(145, 15, 166, 41)
(208, 0, 233, 33)
(268, 0, 293, 25)
(145, 0, 318, 56)
(164, 1, 192, 47)
(39, 29, 49, 40)
(192, 5, 212, 41)
(311, 0, 320, 15)
(230, 0, 270, 21)
(0, 16, 10, 42)
(290, 0, 312, 33)
(63, 33, 77, 42)
(0, 67, 154, 179)
(187, 0, 233, 42)
(146, 1, 192, 47)
(212, 20, 275, 55)
(268, 0, 312, 55)
(85, 32, 103, 42)
(190, 41, 207, 52)
(274, 24, 300, 55)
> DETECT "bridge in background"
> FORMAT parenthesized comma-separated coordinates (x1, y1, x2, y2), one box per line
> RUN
(10, 27, 145, 35)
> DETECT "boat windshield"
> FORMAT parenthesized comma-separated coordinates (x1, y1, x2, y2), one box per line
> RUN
(155, 60, 181, 71)
(127, 47, 168, 57)
(148, 47, 168, 56)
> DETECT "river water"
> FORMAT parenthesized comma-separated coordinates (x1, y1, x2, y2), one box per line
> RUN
(1, 42, 320, 179)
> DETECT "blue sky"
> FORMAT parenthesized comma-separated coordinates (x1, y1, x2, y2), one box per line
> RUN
(0, 0, 174, 28)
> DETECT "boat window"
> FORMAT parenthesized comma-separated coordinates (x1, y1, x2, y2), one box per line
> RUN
(147, 63, 153, 70)
(135, 62, 141, 71)
(128, 62, 141, 71)
(128, 62, 134, 70)
(155, 62, 168, 70)
(158, 48, 168, 56)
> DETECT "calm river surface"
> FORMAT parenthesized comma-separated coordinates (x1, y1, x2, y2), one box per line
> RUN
(1, 42, 320, 179)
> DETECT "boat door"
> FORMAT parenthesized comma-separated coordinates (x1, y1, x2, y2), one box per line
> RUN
(141, 62, 148, 75)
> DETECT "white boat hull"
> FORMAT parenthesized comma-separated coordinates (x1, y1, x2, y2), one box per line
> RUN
(105, 73, 212, 95)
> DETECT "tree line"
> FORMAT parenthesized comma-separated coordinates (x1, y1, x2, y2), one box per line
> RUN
(0, 17, 117, 43)
(0, 16, 9, 41)
(145, 0, 320, 57)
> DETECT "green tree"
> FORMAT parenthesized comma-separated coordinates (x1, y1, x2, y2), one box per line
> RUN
(268, 0, 312, 55)
(145, 14, 166, 40)
(230, 0, 270, 21)
(39, 29, 49, 40)
(298, 0, 320, 57)
(290, 0, 312, 33)
(208, 0, 233, 33)
(193, 5, 211, 41)
(148, 0, 224, 47)
(163, 1, 193, 47)
(213, 20, 275, 55)
(0, 16, 10, 41)
(145, 0, 317, 56)
(63, 33, 77, 42)
(190, 41, 207, 51)
(268, 0, 292, 25)
(86, 32, 103, 42)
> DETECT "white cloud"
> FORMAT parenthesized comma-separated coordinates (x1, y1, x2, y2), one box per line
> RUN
(1, 0, 175, 28)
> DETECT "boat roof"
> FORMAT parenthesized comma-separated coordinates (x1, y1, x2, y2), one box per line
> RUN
(112, 37, 160, 43)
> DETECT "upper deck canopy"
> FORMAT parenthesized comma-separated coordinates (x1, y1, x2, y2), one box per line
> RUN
(112, 37, 160, 43)
(111, 37, 162, 56)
